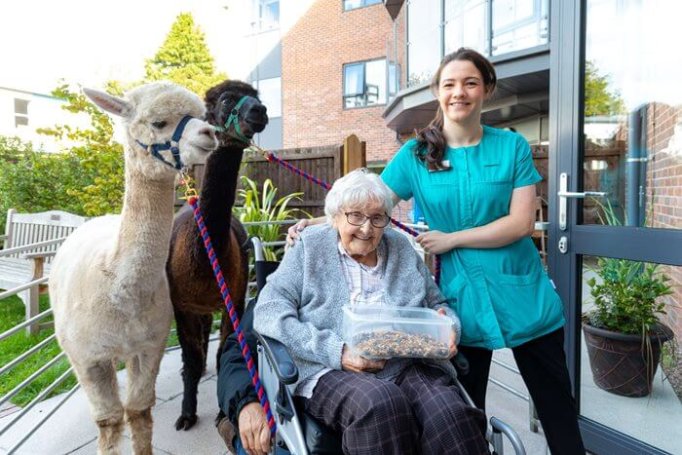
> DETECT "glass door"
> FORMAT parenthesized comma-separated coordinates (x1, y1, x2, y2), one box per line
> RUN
(549, 1, 682, 454)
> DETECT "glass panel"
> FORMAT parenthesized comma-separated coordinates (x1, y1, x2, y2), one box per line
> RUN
(388, 62, 399, 98)
(14, 116, 28, 127)
(14, 98, 29, 115)
(444, 0, 488, 57)
(256, 0, 279, 30)
(256, 77, 281, 118)
(583, 0, 682, 230)
(343, 60, 386, 108)
(343, 0, 380, 11)
(344, 63, 365, 97)
(365, 59, 387, 106)
(580, 256, 682, 453)
(407, 0, 441, 87)
(491, 0, 549, 55)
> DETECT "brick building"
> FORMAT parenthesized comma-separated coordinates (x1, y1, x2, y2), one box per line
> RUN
(246, 0, 404, 171)
(241, 1, 682, 453)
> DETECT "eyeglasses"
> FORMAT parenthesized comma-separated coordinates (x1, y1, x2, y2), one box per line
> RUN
(344, 211, 390, 228)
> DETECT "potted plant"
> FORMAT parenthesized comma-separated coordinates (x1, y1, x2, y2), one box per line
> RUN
(583, 254, 674, 397)
(583, 257, 674, 397)
(583, 201, 675, 397)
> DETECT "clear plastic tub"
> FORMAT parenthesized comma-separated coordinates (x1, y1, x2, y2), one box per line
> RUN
(342, 305, 452, 360)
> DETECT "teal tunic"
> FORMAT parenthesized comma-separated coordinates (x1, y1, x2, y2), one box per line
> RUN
(381, 126, 564, 349)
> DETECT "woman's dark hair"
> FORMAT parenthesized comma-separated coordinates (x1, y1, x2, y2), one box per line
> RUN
(415, 48, 497, 170)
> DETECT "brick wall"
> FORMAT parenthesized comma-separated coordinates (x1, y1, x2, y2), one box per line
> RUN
(645, 102, 682, 340)
(281, 0, 406, 164)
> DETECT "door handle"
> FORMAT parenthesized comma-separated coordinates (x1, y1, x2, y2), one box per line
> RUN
(557, 191, 608, 198)
(558, 173, 608, 231)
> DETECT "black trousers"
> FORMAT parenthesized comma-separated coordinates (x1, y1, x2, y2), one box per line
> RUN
(457, 328, 585, 455)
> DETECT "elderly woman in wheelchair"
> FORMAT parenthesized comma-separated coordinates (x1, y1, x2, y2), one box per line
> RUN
(249, 169, 489, 455)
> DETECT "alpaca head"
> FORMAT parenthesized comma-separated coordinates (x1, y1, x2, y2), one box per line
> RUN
(84, 82, 218, 179)
(204, 80, 269, 146)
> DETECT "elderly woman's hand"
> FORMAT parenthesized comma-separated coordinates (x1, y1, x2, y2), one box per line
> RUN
(437, 308, 458, 358)
(341, 345, 387, 373)
(238, 402, 271, 455)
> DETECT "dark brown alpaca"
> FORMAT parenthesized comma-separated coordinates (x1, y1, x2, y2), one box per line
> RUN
(166, 80, 268, 431)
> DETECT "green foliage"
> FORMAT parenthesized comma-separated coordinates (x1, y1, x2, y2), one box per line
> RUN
(38, 83, 125, 216)
(586, 200, 673, 336)
(587, 259, 671, 335)
(585, 60, 626, 117)
(144, 12, 227, 96)
(0, 136, 35, 162)
(0, 136, 89, 232)
(1, 13, 227, 229)
(233, 175, 308, 261)
(0, 83, 125, 231)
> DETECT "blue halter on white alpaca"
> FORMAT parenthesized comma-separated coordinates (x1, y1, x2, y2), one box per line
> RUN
(136, 115, 194, 170)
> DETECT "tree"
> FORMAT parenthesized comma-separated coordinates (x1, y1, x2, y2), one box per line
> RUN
(1, 13, 227, 227)
(585, 60, 626, 117)
(0, 135, 90, 232)
(144, 12, 227, 96)
(0, 136, 35, 163)
(38, 83, 125, 216)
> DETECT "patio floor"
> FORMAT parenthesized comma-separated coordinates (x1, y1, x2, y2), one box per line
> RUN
(1, 334, 677, 454)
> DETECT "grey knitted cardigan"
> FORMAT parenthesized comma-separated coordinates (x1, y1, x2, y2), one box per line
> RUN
(253, 224, 461, 389)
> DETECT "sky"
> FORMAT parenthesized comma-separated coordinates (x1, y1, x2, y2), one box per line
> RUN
(0, 0, 255, 95)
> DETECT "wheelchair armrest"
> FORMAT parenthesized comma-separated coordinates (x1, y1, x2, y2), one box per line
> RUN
(254, 331, 299, 385)
(453, 352, 470, 377)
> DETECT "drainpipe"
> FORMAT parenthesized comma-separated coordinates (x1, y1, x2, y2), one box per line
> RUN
(626, 105, 647, 226)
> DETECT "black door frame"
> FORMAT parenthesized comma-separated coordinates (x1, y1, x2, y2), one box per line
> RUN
(548, 1, 682, 454)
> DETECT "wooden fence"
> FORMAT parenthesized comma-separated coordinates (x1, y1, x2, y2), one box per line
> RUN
(187, 134, 366, 217)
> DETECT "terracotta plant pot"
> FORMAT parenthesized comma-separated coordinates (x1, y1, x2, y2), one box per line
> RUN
(582, 322, 673, 397)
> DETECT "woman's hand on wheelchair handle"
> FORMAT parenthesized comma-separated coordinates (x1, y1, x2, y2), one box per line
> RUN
(285, 219, 309, 247)
(341, 344, 387, 373)
(238, 401, 271, 455)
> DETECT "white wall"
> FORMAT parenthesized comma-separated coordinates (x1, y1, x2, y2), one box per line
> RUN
(0, 88, 90, 153)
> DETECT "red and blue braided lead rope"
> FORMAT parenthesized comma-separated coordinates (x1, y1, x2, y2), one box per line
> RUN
(265, 151, 441, 285)
(188, 196, 276, 435)
(266, 153, 332, 190)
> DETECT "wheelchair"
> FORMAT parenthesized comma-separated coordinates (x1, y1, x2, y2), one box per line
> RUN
(248, 238, 526, 455)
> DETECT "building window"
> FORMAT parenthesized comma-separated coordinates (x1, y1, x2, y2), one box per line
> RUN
(407, 0, 550, 79)
(14, 98, 29, 128)
(388, 61, 399, 99)
(407, 0, 442, 87)
(254, 77, 282, 118)
(343, 0, 381, 11)
(343, 59, 388, 108)
(491, 0, 549, 56)
(255, 0, 279, 31)
(444, 0, 488, 57)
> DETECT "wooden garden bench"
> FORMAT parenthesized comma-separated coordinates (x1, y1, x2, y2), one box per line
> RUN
(0, 209, 86, 333)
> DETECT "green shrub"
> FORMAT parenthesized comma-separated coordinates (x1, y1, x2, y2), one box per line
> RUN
(233, 175, 308, 261)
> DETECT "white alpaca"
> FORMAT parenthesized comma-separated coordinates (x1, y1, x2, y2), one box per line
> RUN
(49, 82, 217, 455)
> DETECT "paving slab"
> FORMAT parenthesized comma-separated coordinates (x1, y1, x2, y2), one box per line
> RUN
(0, 340, 228, 455)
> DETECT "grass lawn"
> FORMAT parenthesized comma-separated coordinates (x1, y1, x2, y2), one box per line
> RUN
(0, 293, 185, 408)
(0, 294, 75, 407)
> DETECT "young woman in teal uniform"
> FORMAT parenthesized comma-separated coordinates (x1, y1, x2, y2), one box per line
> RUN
(380, 48, 585, 455)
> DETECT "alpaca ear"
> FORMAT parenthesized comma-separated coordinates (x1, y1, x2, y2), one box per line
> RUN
(83, 88, 132, 118)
